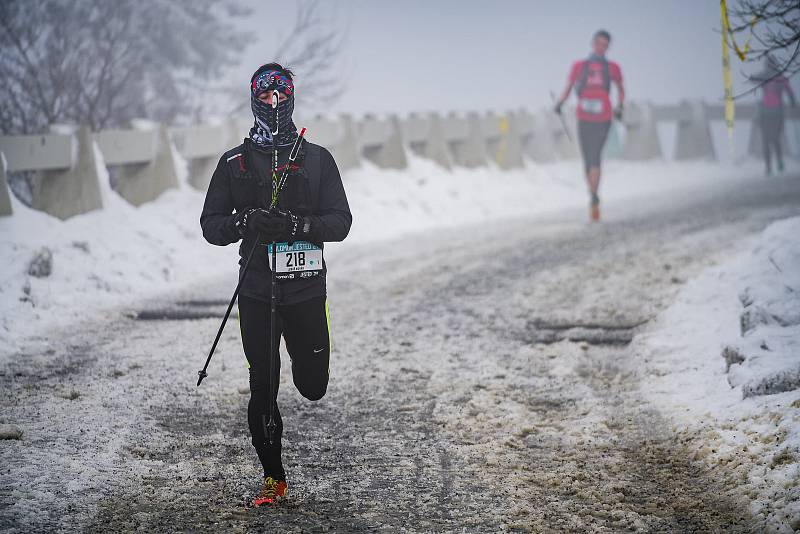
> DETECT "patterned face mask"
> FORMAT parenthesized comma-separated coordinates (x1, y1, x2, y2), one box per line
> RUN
(249, 69, 298, 149)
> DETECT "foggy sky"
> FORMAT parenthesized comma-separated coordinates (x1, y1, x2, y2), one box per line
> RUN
(235, 1, 778, 117)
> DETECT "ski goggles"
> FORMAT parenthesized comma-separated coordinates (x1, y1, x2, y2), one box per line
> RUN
(251, 70, 294, 97)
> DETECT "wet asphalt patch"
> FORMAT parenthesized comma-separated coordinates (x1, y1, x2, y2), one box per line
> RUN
(133, 299, 233, 321)
(524, 318, 650, 346)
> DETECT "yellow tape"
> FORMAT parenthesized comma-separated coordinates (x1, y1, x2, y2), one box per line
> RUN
(496, 117, 509, 166)
(720, 0, 758, 144)
(721, 0, 735, 142)
(720, 0, 756, 62)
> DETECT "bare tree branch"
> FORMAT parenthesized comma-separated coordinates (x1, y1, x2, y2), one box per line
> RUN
(226, 1, 349, 117)
(722, 0, 800, 100)
(0, 0, 252, 134)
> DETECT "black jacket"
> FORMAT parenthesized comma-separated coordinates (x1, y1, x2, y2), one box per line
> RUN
(200, 139, 352, 304)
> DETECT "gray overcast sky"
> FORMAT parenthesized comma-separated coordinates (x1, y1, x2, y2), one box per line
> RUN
(235, 1, 774, 117)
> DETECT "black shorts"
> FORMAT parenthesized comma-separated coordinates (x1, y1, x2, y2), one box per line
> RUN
(577, 120, 611, 173)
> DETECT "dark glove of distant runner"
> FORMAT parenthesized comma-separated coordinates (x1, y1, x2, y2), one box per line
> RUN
(553, 101, 563, 115)
(613, 104, 624, 121)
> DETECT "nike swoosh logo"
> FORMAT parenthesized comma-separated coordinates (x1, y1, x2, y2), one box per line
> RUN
(313, 348, 324, 354)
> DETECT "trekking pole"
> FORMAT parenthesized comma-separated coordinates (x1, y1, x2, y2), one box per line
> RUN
(550, 90, 574, 143)
(196, 125, 308, 387)
(264, 238, 279, 444)
(197, 232, 261, 387)
(262, 95, 308, 444)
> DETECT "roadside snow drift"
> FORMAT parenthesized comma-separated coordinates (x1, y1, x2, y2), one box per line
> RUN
(633, 216, 800, 531)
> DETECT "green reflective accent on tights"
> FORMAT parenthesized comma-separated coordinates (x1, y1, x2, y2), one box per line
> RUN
(324, 298, 332, 351)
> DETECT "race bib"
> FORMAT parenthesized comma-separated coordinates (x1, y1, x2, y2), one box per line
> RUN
(266, 241, 324, 280)
(580, 98, 604, 114)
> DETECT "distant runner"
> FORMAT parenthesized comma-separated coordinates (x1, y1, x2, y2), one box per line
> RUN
(554, 29, 625, 222)
(750, 56, 796, 175)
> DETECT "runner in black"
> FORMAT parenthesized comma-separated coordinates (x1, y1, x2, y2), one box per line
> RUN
(554, 30, 625, 221)
(750, 55, 796, 175)
(200, 62, 352, 506)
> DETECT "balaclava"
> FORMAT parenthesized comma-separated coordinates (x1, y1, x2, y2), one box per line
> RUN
(249, 67, 298, 149)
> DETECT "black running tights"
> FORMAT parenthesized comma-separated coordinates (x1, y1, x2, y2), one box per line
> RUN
(237, 294, 330, 479)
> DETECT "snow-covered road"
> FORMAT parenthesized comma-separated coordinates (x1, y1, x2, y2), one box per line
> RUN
(2, 172, 799, 532)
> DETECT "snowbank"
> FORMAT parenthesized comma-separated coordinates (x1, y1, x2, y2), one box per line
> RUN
(0, 154, 775, 359)
(633, 216, 800, 532)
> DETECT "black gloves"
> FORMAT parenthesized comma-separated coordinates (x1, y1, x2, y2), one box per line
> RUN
(553, 101, 563, 115)
(278, 210, 315, 243)
(250, 209, 289, 242)
(233, 207, 257, 237)
(613, 104, 624, 121)
(234, 207, 313, 243)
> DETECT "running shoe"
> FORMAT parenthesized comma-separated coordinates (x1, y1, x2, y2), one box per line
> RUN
(590, 203, 600, 221)
(253, 476, 288, 507)
(590, 194, 600, 222)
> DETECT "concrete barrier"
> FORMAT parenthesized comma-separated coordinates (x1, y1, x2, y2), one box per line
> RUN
(551, 109, 580, 160)
(401, 112, 452, 169)
(35, 126, 104, 219)
(0, 128, 105, 219)
(487, 113, 524, 170)
(0, 132, 74, 172)
(229, 118, 253, 146)
(482, 112, 502, 165)
(621, 102, 662, 160)
(0, 152, 11, 216)
(525, 110, 558, 163)
(358, 114, 408, 169)
(674, 100, 716, 160)
(514, 109, 537, 162)
(442, 112, 488, 168)
(303, 114, 361, 172)
(171, 123, 234, 191)
(5, 99, 788, 220)
(96, 125, 180, 206)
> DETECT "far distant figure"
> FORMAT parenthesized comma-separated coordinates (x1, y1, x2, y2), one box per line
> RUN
(554, 29, 625, 222)
(751, 56, 796, 175)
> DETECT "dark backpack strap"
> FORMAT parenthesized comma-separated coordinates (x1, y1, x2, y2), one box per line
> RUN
(575, 56, 610, 96)
(575, 60, 590, 96)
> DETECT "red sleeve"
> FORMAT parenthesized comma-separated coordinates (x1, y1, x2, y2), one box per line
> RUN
(609, 61, 622, 83)
(568, 61, 583, 83)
